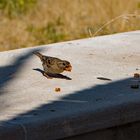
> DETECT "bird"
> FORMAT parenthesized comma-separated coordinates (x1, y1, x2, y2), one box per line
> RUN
(33, 52, 72, 78)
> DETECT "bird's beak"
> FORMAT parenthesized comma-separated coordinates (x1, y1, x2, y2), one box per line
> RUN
(64, 64, 72, 72)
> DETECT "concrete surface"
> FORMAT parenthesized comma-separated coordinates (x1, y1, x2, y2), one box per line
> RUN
(65, 121, 140, 140)
(0, 31, 140, 140)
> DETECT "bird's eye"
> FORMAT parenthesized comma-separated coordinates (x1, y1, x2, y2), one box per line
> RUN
(63, 62, 66, 66)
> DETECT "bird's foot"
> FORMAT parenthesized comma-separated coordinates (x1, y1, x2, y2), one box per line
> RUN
(43, 72, 53, 79)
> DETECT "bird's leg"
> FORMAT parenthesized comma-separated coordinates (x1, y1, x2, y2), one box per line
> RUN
(43, 72, 53, 79)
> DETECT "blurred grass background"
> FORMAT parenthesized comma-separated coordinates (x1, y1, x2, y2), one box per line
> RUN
(0, 0, 140, 51)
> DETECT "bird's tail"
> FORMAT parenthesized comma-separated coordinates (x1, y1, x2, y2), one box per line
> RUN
(33, 52, 44, 60)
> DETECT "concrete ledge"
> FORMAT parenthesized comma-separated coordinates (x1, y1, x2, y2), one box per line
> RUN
(0, 31, 140, 140)
(65, 121, 140, 140)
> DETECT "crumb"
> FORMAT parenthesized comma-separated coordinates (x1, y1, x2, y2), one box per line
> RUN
(55, 88, 61, 92)
(134, 73, 140, 78)
(65, 65, 72, 72)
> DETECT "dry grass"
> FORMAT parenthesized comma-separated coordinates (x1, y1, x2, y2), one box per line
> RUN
(0, 0, 140, 51)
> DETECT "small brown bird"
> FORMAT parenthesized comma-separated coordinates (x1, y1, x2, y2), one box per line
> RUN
(33, 52, 72, 78)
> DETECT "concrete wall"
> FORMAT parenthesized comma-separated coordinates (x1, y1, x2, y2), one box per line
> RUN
(65, 121, 140, 140)
(0, 31, 140, 140)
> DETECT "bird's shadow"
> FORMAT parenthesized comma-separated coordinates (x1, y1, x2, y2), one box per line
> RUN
(33, 68, 72, 80)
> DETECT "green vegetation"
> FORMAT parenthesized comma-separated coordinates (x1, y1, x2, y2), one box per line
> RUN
(0, 0, 36, 17)
(0, 0, 139, 51)
(27, 17, 66, 44)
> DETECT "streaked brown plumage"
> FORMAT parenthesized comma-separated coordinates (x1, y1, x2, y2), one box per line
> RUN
(33, 52, 72, 78)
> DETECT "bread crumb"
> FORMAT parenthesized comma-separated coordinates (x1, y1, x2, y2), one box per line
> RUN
(55, 88, 61, 92)
(65, 65, 72, 72)
(134, 73, 140, 78)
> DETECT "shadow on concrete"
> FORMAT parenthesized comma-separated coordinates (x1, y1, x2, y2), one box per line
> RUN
(0, 49, 43, 95)
(33, 68, 72, 80)
(0, 75, 140, 139)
